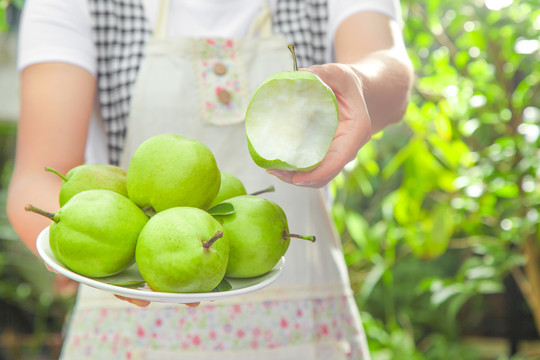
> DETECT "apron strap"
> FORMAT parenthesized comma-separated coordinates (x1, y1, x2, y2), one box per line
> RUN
(247, 1, 273, 38)
(154, 0, 170, 39)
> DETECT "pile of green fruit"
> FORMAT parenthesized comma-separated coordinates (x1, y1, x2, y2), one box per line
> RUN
(26, 134, 315, 293)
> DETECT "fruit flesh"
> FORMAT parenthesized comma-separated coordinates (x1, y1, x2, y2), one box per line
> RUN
(246, 74, 338, 171)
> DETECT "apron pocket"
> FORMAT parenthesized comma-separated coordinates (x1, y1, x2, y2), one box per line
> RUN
(192, 38, 249, 126)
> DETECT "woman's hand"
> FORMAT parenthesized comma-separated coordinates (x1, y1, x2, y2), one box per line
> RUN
(53, 274, 79, 297)
(267, 63, 372, 188)
(267, 11, 414, 189)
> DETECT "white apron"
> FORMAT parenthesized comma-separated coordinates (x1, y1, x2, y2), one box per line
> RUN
(60, 1, 369, 359)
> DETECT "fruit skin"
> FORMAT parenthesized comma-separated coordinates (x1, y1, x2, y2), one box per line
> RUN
(126, 134, 221, 212)
(245, 70, 339, 172)
(135, 207, 229, 293)
(214, 195, 290, 278)
(208, 172, 247, 209)
(48, 190, 149, 277)
(47, 164, 128, 207)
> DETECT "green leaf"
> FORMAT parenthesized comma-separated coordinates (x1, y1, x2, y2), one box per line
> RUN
(207, 202, 235, 216)
(358, 258, 386, 303)
(428, 136, 470, 170)
(345, 211, 370, 250)
(434, 112, 452, 141)
(490, 180, 520, 198)
(475, 279, 504, 294)
(0, 7, 7, 33)
(431, 283, 462, 306)
(381, 138, 417, 180)
(12, 0, 25, 9)
(213, 278, 232, 292)
(447, 293, 473, 324)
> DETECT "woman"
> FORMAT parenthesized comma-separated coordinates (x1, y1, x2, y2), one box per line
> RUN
(7, 0, 413, 358)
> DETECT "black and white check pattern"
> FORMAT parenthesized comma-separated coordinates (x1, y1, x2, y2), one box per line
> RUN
(273, 0, 328, 68)
(88, 0, 328, 165)
(88, 0, 152, 165)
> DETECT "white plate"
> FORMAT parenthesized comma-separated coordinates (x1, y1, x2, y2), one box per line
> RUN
(36, 226, 284, 303)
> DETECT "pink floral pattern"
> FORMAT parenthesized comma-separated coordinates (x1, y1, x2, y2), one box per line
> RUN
(194, 38, 247, 126)
(60, 295, 366, 359)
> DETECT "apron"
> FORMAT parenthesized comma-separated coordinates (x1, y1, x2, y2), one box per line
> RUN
(60, 1, 370, 359)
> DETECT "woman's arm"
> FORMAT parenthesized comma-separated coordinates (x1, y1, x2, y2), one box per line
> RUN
(334, 11, 413, 132)
(7, 62, 96, 254)
(268, 11, 414, 188)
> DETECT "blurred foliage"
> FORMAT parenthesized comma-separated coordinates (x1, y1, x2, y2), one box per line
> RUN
(0, 123, 73, 358)
(0, 5, 80, 356)
(0, 0, 22, 32)
(1, 0, 540, 359)
(331, 0, 540, 358)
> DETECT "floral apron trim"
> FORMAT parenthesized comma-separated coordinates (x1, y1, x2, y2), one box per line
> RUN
(60, 295, 365, 359)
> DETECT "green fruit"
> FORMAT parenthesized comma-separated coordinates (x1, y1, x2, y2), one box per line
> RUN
(245, 44, 338, 172)
(46, 164, 128, 207)
(214, 195, 315, 278)
(25, 190, 148, 277)
(208, 172, 247, 209)
(126, 134, 221, 212)
(135, 207, 229, 293)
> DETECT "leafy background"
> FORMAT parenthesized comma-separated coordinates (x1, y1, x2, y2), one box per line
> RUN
(1, 0, 540, 359)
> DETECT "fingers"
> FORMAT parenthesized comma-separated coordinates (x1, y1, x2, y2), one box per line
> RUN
(267, 106, 371, 188)
(266, 169, 294, 184)
(113, 295, 201, 308)
(114, 295, 151, 308)
(301, 64, 360, 100)
(267, 142, 353, 188)
(267, 153, 342, 188)
(53, 274, 79, 297)
(294, 129, 369, 187)
(45, 263, 57, 273)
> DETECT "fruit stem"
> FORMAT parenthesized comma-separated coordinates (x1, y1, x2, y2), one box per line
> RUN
(283, 231, 316, 242)
(44, 167, 68, 182)
(142, 206, 156, 218)
(288, 44, 298, 71)
(202, 231, 224, 249)
(250, 185, 275, 196)
(24, 204, 58, 222)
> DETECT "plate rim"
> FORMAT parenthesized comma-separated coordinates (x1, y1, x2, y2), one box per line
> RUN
(36, 226, 284, 303)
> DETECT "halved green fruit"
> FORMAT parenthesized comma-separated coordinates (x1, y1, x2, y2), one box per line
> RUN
(245, 44, 338, 172)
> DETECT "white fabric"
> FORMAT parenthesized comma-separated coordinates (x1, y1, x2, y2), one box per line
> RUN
(17, 0, 400, 74)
